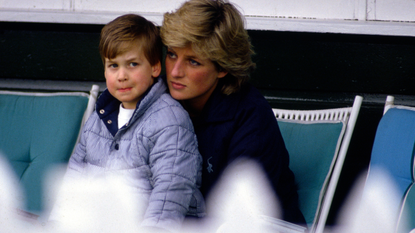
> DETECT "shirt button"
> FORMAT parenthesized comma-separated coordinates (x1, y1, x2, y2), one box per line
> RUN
(107, 120, 112, 124)
(100, 109, 105, 114)
(114, 144, 119, 150)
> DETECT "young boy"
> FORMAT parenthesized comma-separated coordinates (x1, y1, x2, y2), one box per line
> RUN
(49, 14, 204, 232)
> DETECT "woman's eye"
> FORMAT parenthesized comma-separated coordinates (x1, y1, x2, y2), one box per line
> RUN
(189, 59, 200, 66)
(166, 51, 177, 59)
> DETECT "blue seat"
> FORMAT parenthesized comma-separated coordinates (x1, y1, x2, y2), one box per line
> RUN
(0, 85, 99, 220)
(365, 96, 415, 233)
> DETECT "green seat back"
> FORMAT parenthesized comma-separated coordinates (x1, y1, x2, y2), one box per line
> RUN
(277, 120, 344, 227)
(0, 93, 89, 215)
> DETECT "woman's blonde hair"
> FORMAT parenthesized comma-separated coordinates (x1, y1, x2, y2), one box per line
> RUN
(161, 0, 256, 95)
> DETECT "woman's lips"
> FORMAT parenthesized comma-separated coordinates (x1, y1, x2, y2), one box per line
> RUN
(171, 81, 186, 90)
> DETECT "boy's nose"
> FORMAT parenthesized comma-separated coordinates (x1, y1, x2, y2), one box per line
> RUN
(117, 68, 128, 81)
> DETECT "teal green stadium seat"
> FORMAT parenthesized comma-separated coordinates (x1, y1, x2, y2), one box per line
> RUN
(364, 96, 415, 233)
(272, 95, 363, 233)
(0, 85, 99, 220)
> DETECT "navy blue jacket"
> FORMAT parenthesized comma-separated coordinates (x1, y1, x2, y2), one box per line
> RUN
(191, 81, 306, 224)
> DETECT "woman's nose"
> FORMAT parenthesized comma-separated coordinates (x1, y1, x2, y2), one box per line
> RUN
(170, 61, 184, 78)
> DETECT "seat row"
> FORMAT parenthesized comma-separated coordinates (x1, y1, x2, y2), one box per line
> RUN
(1, 87, 414, 233)
(273, 95, 415, 233)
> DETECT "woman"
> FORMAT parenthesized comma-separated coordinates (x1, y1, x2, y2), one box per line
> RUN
(160, 0, 306, 225)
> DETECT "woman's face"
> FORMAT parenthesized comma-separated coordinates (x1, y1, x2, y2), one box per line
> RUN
(165, 45, 227, 114)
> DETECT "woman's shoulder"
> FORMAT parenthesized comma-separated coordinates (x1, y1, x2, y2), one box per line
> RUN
(202, 83, 273, 123)
(237, 84, 273, 113)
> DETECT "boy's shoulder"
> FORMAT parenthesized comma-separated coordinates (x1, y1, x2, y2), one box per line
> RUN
(145, 93, 193, 129)
(146, 77, 183, 110)
(152, 92, 189, 116)
(158, 91, 179, 103)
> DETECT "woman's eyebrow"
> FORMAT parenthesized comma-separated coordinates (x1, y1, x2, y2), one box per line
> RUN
(184, 55, 198, 60)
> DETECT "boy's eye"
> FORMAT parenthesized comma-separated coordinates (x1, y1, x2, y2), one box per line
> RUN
(109, 63, 118, 68)
(129, 62, 138, 67)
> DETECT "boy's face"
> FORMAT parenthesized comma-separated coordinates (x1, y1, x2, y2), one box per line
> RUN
(104, 46, 161, 109)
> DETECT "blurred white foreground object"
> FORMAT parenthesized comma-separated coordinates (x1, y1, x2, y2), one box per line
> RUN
(0, 154, 35, 232)
(338, 168, 406, 233)
(202, 159, 305, 233)
(48, 175, 144, 233)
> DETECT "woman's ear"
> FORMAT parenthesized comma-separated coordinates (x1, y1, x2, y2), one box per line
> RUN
(217, 70, 228, 79)
(152, 61, 162, 78)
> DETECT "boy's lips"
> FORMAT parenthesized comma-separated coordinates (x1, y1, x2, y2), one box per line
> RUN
(171, 81, 186, 90)
(118, 87, 132, 92)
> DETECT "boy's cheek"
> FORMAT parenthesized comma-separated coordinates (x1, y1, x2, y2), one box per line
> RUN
(104, 70, 111, 80)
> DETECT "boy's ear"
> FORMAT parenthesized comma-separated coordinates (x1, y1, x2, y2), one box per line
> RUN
(152, 61, 162, 78)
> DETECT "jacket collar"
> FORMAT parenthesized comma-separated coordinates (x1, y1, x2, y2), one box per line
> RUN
(96, 89, 120, 119)
(95, 77, 166, 136)
(96, 77, 165, 116)
(194, 81, 242, 124)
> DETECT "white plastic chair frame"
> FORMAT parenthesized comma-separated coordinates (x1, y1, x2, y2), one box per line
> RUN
(273, 107, 352, 122)
(273, 95, 363, 233)
(82, 84, 100, 128)
(384, 95, 415, 115)
(74, 84, 100, 146)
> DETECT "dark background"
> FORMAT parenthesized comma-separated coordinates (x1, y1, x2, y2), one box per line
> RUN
(1, 21, 414, 225)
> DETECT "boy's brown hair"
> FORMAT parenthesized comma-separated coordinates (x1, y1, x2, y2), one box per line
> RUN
(99, 14, 161, 66)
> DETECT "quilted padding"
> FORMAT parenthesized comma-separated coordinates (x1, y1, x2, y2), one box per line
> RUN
(0, 93, 88, 214)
